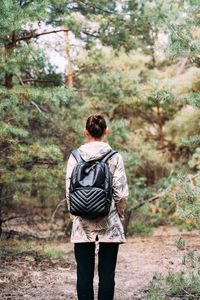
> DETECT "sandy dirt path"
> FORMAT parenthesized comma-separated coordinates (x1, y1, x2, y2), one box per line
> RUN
(0, 226, 200, 300)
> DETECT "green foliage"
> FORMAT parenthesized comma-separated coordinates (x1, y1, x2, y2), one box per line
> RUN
(172, 174, 200, 232)
(146, 272, 165, 299)
(0, 0, 200, 239)
(182, 250, 197, 269)
(188, 148, 200, 170)
(182, 249, 200, 272)
(0, 86, 84, 208)
(165, 271, 200, 297)
(146, 270, 200, 299)
(165, 106, 200, 152)
(173, 234, 185, 250)
(166, 0, 200, 59)
(184, 92, 200, 108)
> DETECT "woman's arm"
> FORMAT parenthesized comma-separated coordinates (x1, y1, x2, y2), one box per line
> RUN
(110, 153, 129, 220)
(66, 153, 78, 220)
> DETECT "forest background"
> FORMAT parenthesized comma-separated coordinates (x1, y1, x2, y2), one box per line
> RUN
(1, 0, 200, 298)
(0, 0, 200, 242)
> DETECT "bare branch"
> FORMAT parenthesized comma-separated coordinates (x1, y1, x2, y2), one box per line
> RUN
(51, 198, 66, 222)
(176, 57, 189, 76)
(78, 0, 116, 15)
(14, 73, 24, 86)
(2, 214, 36, 223)
(82, 30, 100, 38)
(30, 100, 50, 120)
(31, 100, 42, 113)
(15, 29, 69, 42)
(15, 29, 100, 43)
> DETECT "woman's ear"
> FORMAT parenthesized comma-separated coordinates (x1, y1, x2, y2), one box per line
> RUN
(104, 127, 108, 136)
(84, 128, 90, 137)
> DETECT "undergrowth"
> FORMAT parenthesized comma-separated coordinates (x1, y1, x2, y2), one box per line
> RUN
(0, 238, 66, 260)
(146, 271, 200, 299)
(145, 234, 200, 299)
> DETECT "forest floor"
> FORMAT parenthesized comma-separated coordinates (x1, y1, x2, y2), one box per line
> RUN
(1, 212, 200, 299)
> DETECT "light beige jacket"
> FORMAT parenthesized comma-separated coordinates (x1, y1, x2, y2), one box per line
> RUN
(65, 141, 129, 243)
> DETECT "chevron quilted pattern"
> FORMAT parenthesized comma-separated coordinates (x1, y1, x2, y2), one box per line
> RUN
(69, 150, 117, 219)
(70, 188, 110, 219)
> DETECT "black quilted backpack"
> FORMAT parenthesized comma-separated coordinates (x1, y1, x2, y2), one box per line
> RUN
(69, 149, 117, 219)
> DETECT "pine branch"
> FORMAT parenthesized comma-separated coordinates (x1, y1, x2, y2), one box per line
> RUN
(22, 79, 54, 83)
(14, 29, 100, 43)
(15, 29, 69, 42)
(124, 173, 200, 236)
(10, 76, 50, 119)
(78, 0, 116, 15)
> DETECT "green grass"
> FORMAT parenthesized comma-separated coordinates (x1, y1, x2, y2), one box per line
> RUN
(146, 271, 200, 299)
(37, 243, 66, 258)
(0, 238, 67, 259)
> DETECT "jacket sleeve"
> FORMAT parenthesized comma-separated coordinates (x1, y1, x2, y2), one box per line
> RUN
(65, 153, 78, 217)
(111, 153, 129, 220)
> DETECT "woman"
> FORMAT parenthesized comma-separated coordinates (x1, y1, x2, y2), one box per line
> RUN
(66, 113, 129, 300)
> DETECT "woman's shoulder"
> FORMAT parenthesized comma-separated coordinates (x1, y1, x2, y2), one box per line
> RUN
(107, 151, 125, 172)
(110, 151, 123, 162)
(67, 152, 78, 167)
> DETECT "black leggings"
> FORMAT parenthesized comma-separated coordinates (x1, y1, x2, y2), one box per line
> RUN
(74, 242, 119, 300)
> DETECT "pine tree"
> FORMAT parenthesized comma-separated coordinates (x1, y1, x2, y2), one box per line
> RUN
(1, 0, 199, 236)
(0, 0, 139, 233)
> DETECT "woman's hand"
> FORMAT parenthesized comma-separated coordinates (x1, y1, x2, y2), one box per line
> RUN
(70, 213, 75, 221)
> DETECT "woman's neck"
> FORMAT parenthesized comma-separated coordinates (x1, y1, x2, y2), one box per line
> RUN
(87, 138, 103, 143)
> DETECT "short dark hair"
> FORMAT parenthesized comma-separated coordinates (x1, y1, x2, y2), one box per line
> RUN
(86, 113, 107, 138)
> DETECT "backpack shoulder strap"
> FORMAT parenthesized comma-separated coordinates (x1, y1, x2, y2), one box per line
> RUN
(101, 150, 118, 163)
(71, 149, 84, 163)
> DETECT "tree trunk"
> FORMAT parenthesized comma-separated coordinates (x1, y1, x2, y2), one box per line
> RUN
(122, 106, 128, 118)
(31, 178, 38, 197)
(64, 29, 73, 87)
(156, 101, 164, 148)
(0, 183, 3, 236)
(4, 33, 15, 88)
(5, 73, 13, 88)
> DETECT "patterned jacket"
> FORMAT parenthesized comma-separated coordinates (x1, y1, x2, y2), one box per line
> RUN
(65, 141, 129, 243)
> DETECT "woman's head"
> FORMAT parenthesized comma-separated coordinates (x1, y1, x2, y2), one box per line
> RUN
(85, 113, 108, 140)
